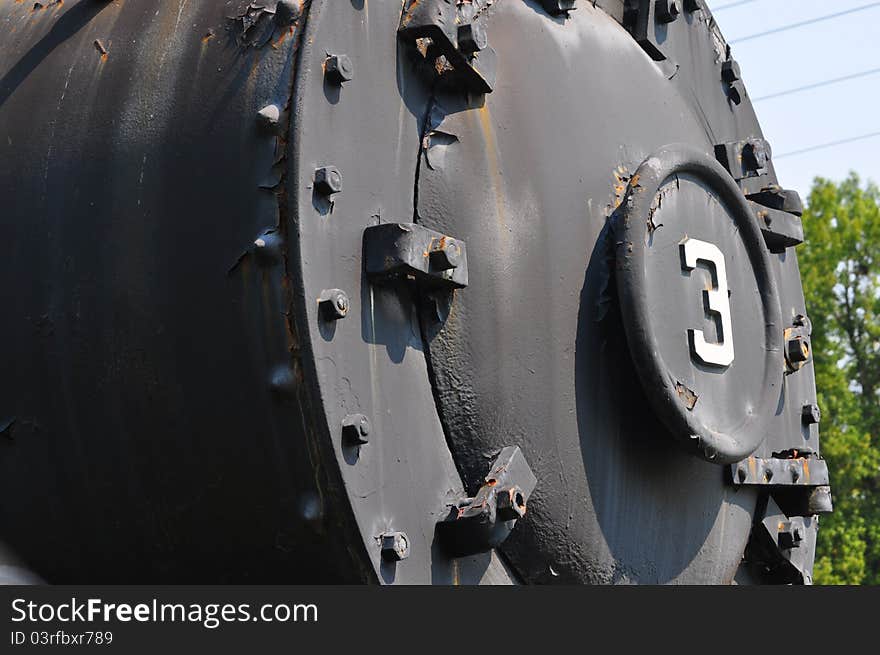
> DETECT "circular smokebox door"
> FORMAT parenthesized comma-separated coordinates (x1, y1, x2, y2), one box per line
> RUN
(614, 145, 783, 464)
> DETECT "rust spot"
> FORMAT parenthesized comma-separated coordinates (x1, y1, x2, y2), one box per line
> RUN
(93, 39, 109, 61)
(201, 30, 215, 44)
(486, 478, 497, 487)
(675, 382, 698, 410)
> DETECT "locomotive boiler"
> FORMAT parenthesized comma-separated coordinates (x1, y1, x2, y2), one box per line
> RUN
(0, 0, 830, 584)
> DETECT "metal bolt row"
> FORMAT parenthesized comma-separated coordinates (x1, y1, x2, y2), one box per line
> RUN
(313, 26, 409, 566)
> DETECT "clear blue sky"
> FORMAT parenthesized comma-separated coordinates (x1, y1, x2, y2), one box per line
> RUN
(707, 0, 880, 199)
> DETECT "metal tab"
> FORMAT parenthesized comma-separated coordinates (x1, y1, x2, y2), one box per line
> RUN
(749, 201, 804, 252)
(364, 223, 468, 290)
(398, 0, 496, 94)
(436, 446, 538, 557)
(729, 455, 830, 488)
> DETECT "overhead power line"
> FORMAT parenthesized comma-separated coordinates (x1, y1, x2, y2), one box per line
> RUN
(713, 0, 758, 12)
(729, 2, 880, 44)
(775, 131, 880, 159)
(753, 67, 880, 102)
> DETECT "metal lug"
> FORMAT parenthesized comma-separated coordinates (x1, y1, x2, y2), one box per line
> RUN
(436, 446, 537, 557)
(364, 223, 468, 290)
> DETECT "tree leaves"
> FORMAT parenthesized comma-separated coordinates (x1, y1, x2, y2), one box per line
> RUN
(801, 173, 880, 584)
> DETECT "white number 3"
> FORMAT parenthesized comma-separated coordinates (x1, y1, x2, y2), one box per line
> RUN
(679, 237, 735, 368)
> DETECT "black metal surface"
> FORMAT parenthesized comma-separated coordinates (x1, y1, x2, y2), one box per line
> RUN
(613, 145, 782, 464)
(0, 0, 366, 583)
(0, 0, 827, 585)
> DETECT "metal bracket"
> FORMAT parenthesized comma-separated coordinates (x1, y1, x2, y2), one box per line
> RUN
(398, 0, 497, 94)
(754, 497, 818, 584)
(436, 446, 537, 557)
(729, 454, 829, 488)
(364, 223, 468, 290)
(749, 200, 804, 253)
(714, 137, 776, 194)
(626, 0, 697, 63)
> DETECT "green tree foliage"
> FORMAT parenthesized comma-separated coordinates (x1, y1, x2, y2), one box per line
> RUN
(799, 173, 880, 584)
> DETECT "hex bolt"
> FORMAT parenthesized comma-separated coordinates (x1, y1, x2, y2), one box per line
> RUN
(742, 139, 771, 173)
(318, 289, 349, 321)
(541, 0, 576, 15)
(324, 54, 354, 85)
(380, 532, 410, 562)
(802, 403, 821, 426)
(656, 0, 681, 23)
(496, 485, 527, 521)
(257, 104, 280, 129)
(314, 166, 342, 196)
(778, 522, 803, 550)
(342, 413, 371, 445)
(721, 59, 741, 85)
(458, 23, 488, 55)
(786, 336, 812, 366)
(429, 238, 462, 271)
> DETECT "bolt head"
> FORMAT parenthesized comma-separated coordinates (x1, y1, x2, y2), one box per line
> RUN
(496, 485, 527, 521)
(318, 289, 349, 321)
(342, 414, 371, 445)
(541, 0, 576, 15)
(786, 336, 811, 365)
(458, 23, 488, 55)
(429, 238, 462, 271)
(656, 0, 681, 23)
(721, 59, 741, 84)
(743, 140, 771, 173)
(778, 521, 804, 550)
(315, 166, 342, 195)
(381, 532, 410, 562)
(325, 54, 353, 84)
(802, 403, 821, 426)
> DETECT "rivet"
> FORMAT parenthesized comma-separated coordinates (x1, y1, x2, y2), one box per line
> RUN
(253, 230, 283, 265)
(257, 104, 280, 128)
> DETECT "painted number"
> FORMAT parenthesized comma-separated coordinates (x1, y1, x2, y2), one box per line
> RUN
(679, 237, 734, 368)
